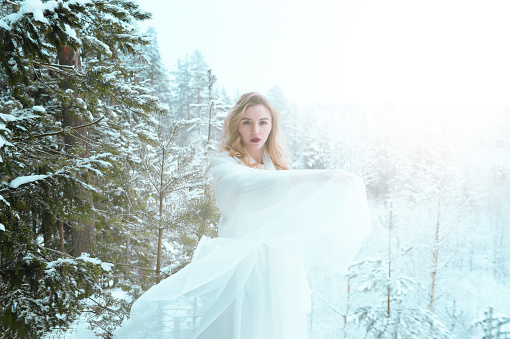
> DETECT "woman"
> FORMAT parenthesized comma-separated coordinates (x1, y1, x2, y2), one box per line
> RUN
(115, 93, 371, 338)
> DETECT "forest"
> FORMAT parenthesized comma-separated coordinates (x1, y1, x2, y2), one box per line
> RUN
(1, 0, 509, 338)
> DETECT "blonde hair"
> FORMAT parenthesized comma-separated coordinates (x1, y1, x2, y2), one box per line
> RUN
(219, 92, 291, 170)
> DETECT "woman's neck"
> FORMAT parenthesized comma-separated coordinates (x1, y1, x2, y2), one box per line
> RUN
(246, 148, 263, 164)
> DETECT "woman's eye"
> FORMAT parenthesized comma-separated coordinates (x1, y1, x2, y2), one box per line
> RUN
(260, 121, 268, 125)
(242, 121, 250, 125)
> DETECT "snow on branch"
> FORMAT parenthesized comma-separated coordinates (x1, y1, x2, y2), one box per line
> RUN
(6, 153, 112, 190)
(0, 195, 10, 207)
(9, 174, 48, 188)
(45, 252, 113, 278)
(33, 61, 85, 77)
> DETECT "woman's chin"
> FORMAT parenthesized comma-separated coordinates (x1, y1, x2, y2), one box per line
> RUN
(246, 144, 264, 152)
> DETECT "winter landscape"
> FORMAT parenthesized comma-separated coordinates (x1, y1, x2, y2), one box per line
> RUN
(1, 0, 510, 338)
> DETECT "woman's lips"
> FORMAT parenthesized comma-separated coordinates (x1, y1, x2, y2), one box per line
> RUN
(250, 137, 261, 143)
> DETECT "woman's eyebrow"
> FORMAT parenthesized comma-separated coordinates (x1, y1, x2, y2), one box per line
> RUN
(240, 117, 270, 120)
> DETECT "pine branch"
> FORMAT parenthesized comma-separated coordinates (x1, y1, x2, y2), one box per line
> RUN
(13, 116, 105, 141)
(114, 263, 170, 277)
(166, 183, 206, 194)
(87, 319, 114, 338)
(3, 0, 20, 8)
(33, 61, 85, 77)
(87, 297, 125, 321)
(41, 246, 73, 258)
(313, 292, 345, 317)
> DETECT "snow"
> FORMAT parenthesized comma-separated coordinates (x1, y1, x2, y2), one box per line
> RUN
(0, 112, 18, 122)
(64, 24, 77, 39)
(0, 0, 91, 31)
(0, 18, 9, 30)
(9, 174, 48, 188)
(110, 287, 129, 300)
(0, 223, 5, 232)
(79, 253, 114, 272)
(70, 322, 97, 339)
(472, 307, 510, 324)
(45, 253, 113, 275)
(1, 0, 59, 28)
(0, 195, 9, 206)
(72, 154, 112, 176)
(32, 105, 46, 113)
(83, 36, 112, 57)
(460, 272, 510, 319)
(76, 98, 87, 110)
(63, 0, 92, 9)
(0, 135, 13, 150)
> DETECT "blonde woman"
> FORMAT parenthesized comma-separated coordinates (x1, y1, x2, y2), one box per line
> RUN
(219, 92, 290, 170)
(115, 93, 371, 338)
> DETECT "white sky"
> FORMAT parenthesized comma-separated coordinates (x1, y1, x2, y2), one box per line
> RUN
(136, 0, 510, 106)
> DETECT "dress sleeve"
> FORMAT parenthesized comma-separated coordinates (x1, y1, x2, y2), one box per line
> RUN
(211, 153, 292, 213)
(210, 153, 371, 273)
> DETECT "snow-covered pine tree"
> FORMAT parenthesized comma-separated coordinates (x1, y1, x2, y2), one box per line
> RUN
(474, 306, 510, 339)
(289, 103, 337, 170)
(139, 27, 172, 122)
(169, 51, 230, 157)
(189, 50, 208, 124)
(137, 122, 218, 281)
(266, 85, 289, 114)
(347, 258, 453, 338)
(0, 0, 167, 336)
(204, 69, 230, 154)
(486, 141, 510, 282)
(172, 55, 191, 120)
(171, 51, 215, 146)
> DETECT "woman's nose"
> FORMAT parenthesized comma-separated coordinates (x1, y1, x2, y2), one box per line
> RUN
(251, 125, 260, 134)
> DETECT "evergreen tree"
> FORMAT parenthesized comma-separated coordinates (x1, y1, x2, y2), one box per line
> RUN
(140, 27, 172, 115)
(474, 306, 510, 339)
(171, 55, 191, 121)
(0, 0, 166, 336)
(137, 123, 217, 281)
(348, 258, 453, 338)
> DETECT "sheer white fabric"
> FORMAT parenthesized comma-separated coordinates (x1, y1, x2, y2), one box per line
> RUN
(114, 152, 371, 339)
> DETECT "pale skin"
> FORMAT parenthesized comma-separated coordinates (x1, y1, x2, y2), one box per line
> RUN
(238, 104, 272, 164)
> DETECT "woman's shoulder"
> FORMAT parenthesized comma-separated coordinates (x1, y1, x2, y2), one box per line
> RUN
(211, 151, 241, 167)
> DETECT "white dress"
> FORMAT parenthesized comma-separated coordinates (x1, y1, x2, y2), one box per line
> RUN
(114, 151, 371, 339)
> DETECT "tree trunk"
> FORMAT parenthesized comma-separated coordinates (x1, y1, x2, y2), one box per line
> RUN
(58, 46, 96, 257)
(206, 70, 216, 144)
(58, 220, 65, 253)
(197, 87, 201, 136)
(387, 207, 393, 318)
(430, 185, 442, 313)
(343, 266, 351, 339)
(59, 46, 83, 153)
(156, 227, 163, 280)
(57, 113, 65, 255)
(156, 147, 166, 280)
(42, 209, 52, 247)
(180, 91, 184, 146)
(31, 208, 37, 236)
(197, 87, 201, 119)
(208, 103, 213, 143)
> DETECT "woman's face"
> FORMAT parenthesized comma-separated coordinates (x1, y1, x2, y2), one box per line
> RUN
(238, 104, 272, 154)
